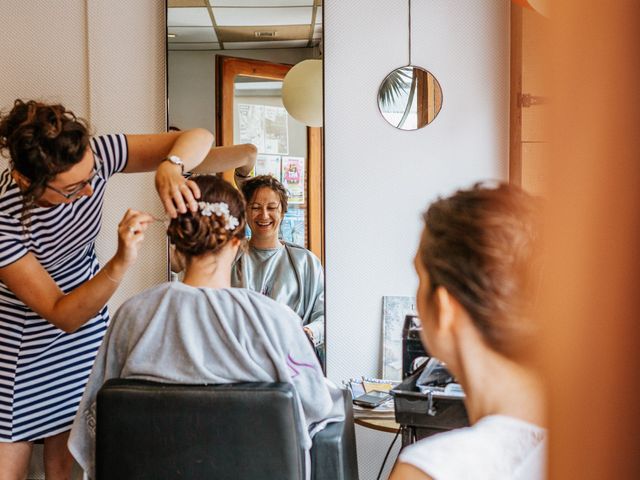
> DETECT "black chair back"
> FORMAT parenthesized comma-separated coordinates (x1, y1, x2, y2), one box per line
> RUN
(96, 380, 305, 480)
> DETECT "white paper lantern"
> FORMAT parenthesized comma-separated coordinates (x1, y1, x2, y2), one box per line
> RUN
(282, 59, 323, 127)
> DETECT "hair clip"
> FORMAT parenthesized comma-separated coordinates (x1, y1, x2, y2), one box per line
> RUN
(197, 201, 239, 231)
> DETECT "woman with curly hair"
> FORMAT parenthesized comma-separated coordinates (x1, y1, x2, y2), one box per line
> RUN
(0, 99, 252, 478)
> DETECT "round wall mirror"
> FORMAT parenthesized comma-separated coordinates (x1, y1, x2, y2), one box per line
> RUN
(377, 66, 443, 130)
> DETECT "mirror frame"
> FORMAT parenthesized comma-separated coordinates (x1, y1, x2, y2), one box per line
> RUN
(377, 65, 443, 130)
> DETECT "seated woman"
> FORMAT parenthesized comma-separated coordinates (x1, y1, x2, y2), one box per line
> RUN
(390, 183, 546, 480)
(231, 175, 325, 356)
(68, 175, 342, 478)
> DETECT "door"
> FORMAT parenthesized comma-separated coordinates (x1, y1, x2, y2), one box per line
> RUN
(217, 55, 323, 262)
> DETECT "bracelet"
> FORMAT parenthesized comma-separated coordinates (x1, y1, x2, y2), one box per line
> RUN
(234, 169, 252, 178)
(103, 267, 122, 283)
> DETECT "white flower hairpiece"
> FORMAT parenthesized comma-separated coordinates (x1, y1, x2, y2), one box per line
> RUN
(197, 201, 239, 231)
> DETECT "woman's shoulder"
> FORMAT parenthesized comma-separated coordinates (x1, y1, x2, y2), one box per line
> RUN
(225, 287, 299, 312)
(90, 133, 128, 177)
(282, 242, 322, 266)
(116, 282, 174, 312)
(398, 415, 546, 480)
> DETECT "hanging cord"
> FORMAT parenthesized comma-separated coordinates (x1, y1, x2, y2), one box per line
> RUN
(376, 426, 402, 480)
(408, 0, 412, 66)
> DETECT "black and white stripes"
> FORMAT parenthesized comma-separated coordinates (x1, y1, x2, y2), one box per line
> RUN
(0, 134, 127, 441)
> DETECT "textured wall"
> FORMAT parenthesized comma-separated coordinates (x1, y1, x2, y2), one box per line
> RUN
(323, 0, 510, 478)
(87, 0, 168, 310)
(0, 1, 166, 477)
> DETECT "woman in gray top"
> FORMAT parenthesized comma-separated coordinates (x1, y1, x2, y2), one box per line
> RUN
(231, 175, 325, 355)
(69, 175, 341, 479)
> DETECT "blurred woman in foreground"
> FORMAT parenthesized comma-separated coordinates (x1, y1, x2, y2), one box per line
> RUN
(391, 183, 546, 480)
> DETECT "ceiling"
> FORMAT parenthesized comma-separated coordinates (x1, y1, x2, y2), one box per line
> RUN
(167, 0, 322, 51)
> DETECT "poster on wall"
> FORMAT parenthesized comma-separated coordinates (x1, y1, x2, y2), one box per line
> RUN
(382, 295, 417, 380)
(280, 208, 306, 247)
(281, 156, 304, 204)
(237, 103, 289, 155)
(255, 154, 281, 181)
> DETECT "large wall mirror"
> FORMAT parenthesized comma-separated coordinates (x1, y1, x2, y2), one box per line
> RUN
(166, 0, 325, 366)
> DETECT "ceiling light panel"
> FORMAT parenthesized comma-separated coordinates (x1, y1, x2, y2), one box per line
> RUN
(223, 40, 309, 49)
(168, 27, 219, 43)
(209, 1, 314, 5)
(167, 7, 213, 27)
(213, 7, 312, 26)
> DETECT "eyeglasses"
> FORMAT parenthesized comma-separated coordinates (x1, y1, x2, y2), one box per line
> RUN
(46, 149, 103, 200)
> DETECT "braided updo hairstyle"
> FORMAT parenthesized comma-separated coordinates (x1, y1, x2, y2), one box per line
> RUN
(167, 175, 246, 258)
(0, 99, 91, 207)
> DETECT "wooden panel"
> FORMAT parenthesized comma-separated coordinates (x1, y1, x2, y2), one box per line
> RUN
(307, 127, 323, 262)
(539, 2, 640, 479)
(521, 8, 550, 142)
(510, 4, 550, 187)
(509, 5, 523, 185)
(521, 142, 549, 196)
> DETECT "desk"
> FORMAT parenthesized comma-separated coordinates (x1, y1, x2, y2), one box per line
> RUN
(354, 399, 468, 447)
(353, 417, 425, 447)
(354, 417, 399, 434)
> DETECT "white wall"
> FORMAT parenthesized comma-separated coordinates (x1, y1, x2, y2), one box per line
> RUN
(324, 1, 509, 477)
(0, 1, 166, 477)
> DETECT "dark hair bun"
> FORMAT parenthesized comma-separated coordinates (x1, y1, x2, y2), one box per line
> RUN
(167, 175, 246, 257)
(168, 210, 233, 256)
(0, 99, 91, 226)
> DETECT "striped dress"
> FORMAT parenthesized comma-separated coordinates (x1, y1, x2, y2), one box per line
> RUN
(0, 134, 127, 441)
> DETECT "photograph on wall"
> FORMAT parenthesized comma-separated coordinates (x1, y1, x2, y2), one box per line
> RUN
(255, 154, 281, 181)
(280, 207, 306, 247)
(382, 295, 417, 380)
(281, 156, 305, 204)
(237, 103, 289, 155)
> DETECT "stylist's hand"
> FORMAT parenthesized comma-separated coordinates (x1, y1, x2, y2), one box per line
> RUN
(112, 209, 155, 270)
(155, 161, 201, 218)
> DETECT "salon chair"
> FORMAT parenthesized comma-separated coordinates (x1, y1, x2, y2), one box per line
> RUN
(96, 379, 358, 480)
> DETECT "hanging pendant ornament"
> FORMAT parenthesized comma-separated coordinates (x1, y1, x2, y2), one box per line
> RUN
(377, 0, 443, 130)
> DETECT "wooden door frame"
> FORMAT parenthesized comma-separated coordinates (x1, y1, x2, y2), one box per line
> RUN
(216, 55, 324, 262)
(509, 4, 523, 186)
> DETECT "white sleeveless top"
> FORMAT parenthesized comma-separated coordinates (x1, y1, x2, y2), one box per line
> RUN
(398, 415, 546, 480)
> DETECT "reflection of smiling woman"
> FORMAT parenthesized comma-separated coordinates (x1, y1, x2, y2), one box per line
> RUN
(231, 175, 324, 351)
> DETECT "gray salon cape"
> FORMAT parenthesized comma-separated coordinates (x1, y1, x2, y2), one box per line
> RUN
(231, 241, 325, 346)
(68, 283, 343, 479)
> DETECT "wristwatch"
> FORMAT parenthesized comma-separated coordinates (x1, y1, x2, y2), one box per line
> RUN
(163, 154, 184, 173)
(234, 168, 252, 179)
